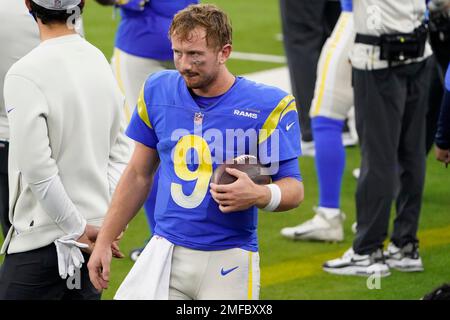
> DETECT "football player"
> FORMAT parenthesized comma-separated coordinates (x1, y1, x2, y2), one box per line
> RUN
(88, 4, 304, 300)
(281, 0, 354, 242)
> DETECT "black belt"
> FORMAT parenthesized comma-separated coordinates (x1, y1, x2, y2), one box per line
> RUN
(355, 33, 382, 46)
(355, 25, 428, 64)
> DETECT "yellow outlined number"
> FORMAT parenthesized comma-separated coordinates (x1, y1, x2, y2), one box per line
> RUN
(171, 135, 212, 209)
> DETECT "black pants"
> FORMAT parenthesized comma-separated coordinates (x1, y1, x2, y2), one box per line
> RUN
(279, 0, 341, 142)
(0, 141, 9, 237)
(353, 60, 431, 255)
(0, 244, 101, 300)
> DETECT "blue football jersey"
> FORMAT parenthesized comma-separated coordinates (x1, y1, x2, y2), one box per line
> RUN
(115, 0, 198, 60)
(126, 70, 301, 251)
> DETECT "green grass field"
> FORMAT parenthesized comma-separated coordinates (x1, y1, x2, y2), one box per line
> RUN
(1, 0, 449, 300)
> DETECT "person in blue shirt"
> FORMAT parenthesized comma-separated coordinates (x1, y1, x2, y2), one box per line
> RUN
(95, 0, 198, 260)
(435, 63, 450, 165)
(88, 4, 304, 300)
(281, 0, 354, 242)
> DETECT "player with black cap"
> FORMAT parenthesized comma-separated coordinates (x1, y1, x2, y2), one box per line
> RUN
(0, 0, 131, 299)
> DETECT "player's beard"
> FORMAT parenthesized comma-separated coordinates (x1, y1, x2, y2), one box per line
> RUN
(182, 71, 217, 90)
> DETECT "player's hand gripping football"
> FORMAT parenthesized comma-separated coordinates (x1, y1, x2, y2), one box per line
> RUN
(210, 167, 271, 213)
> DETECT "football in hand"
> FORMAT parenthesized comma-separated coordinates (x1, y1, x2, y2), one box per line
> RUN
(211, 155, 271, 185)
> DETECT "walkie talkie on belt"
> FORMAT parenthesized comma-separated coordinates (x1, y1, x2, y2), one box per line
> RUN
(355, 23, 428, 64)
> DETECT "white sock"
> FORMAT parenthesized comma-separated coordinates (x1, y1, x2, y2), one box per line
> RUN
(318, 207, 341, 220)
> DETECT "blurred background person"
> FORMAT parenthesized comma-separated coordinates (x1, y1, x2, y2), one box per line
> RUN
(279, 0, 341, 156)
(428, 0, 450, 71)
(0, 0, 40, 237)
(281, 0, 354, 242)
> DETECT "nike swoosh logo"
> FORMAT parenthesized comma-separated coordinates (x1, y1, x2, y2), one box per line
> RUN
(6, 108, 15, 113)
(351, 256, 370, 262)
(221, 266, 239, 276)
(286, 122, 295, 131)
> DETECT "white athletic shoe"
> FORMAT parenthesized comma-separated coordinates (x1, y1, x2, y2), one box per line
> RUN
(351, 222, 358, 234)
(323, 247, 391, 277)
(384, 242, 424, 272)
(280, 208, 345, 242)
(342, 131, 358, 147)
(300, 140, 316, 157)
(352, 168, 360, 179)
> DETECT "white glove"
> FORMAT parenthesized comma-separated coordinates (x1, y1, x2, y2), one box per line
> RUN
(54, 234, 89, 279)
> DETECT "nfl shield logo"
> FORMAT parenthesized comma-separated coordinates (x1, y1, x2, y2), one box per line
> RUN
(54, 0, 62, 8)
(194, 112, 204, 125)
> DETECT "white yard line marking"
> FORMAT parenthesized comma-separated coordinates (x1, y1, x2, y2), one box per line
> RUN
(243, 66, 291, 93)
(231, 51, 287, 64)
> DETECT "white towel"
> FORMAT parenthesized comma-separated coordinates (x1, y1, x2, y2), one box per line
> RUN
(114, 235, 174, 300)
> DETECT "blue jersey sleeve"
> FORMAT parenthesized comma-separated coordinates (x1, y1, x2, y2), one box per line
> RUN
(126, 85, 159, 149)
(271, 158, 302, 182)
(258, 94, 302, 166)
